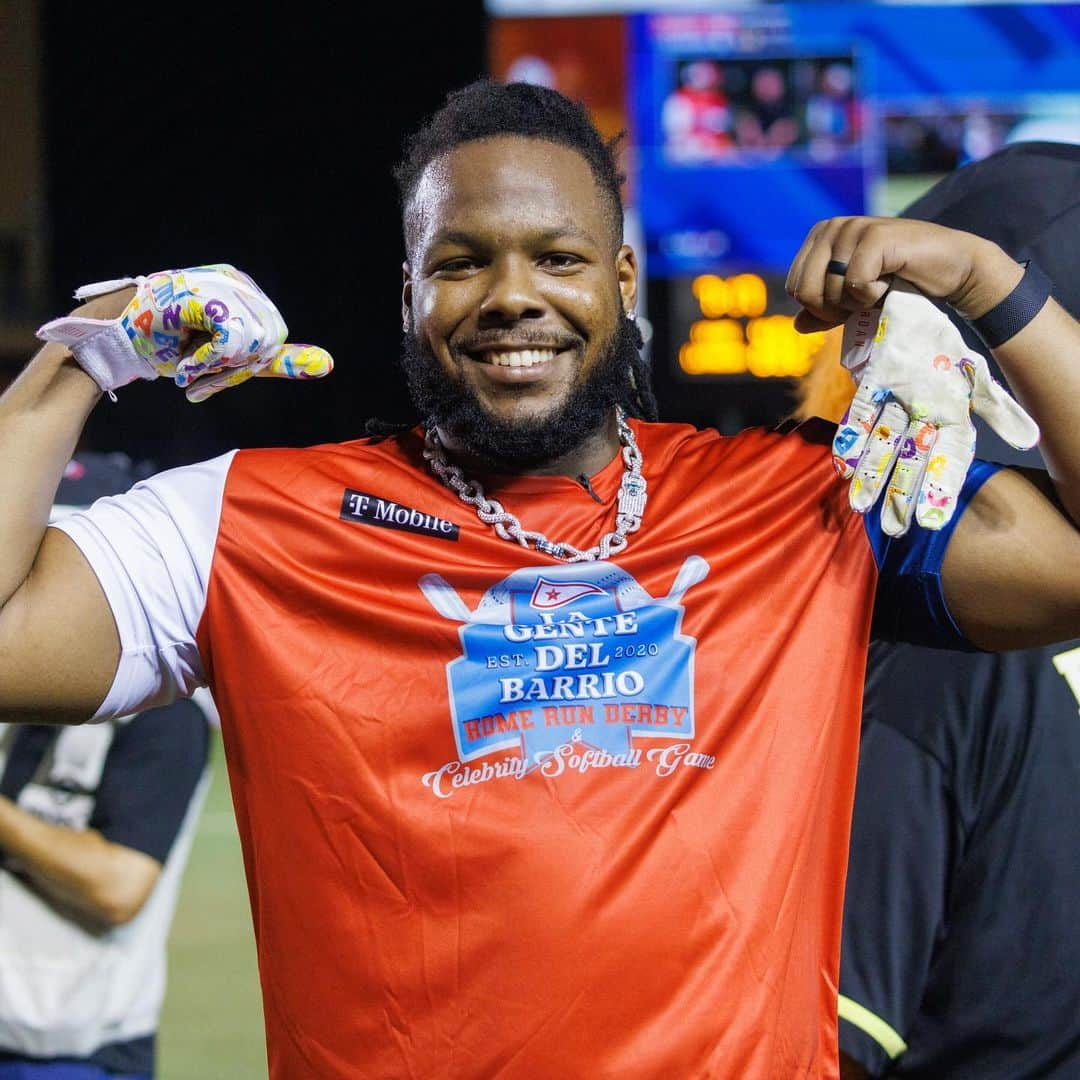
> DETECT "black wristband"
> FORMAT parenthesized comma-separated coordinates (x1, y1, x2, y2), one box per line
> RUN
(969, 259, 1052, 349)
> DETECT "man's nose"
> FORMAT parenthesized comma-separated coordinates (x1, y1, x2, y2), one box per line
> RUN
(479, 256, 545, 322)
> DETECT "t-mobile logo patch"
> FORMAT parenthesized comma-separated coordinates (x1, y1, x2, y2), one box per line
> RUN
(339, 488, 460, 541)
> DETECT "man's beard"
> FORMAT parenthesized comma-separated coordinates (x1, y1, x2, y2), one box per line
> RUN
(399, 317, 642, 470)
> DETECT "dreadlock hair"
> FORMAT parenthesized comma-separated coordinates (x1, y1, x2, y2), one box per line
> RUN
(389, 78, 659, 427)
(624, 318, 659, 422)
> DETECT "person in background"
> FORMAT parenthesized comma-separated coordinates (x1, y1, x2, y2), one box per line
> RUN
(735, 64, 799, 150)
(0, 447, 212, 1080)
(795, 141, 1080, 1079)
(805, 61, 856, 158)
(661, 58, 733, 161)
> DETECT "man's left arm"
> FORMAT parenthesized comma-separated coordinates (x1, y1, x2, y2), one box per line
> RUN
(788, 217, 1080, 648)
(940, 280, 1080, 648)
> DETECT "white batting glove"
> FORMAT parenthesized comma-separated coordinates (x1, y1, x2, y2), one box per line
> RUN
(833, 279, 1038, 536)
(37, 264, 332, 402)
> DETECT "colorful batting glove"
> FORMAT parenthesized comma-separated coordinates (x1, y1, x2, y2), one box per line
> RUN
(36, 264, 332, 402)
(833, 278, 1039, 537)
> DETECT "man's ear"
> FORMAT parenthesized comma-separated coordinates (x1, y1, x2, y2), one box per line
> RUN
(401, 262, 412, 330)
(617, 244, 638, 316)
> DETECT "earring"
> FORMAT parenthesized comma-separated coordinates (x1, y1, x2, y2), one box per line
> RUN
(625, 309, 637, 322)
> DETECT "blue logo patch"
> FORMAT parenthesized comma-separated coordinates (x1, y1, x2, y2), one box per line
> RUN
(419, 558, 709, 769)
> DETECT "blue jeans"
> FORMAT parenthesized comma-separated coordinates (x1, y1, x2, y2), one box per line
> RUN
(0, 1064, 150, 1080)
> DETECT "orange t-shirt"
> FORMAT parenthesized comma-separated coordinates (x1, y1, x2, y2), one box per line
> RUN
(56, 418, 979, 1078)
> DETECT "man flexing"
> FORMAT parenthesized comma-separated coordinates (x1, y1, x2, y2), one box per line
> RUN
(1, 82, 1079, 1077)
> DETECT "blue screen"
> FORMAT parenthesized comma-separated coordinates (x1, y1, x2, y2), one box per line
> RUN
(631, 4, 1080, 276)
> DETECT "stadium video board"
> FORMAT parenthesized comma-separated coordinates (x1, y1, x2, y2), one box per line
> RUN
(488, 3, 1080, 389)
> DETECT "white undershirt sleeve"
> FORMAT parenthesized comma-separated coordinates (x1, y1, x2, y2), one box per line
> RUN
(51, 451, 237, 720)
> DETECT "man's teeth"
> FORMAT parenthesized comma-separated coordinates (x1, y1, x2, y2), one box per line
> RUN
(484, 348, 557, 368)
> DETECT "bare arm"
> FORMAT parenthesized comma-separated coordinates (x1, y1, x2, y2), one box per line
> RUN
(0, 266, 332, 721)
(941, 258, 1080, 647)
(0, 288, 133, 721)
(0, 793, 160, 927)
(788, 218, 1080, 647)
(954, 247, 1080, 527)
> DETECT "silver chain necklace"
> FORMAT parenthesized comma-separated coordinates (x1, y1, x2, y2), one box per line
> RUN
(422, 408, 648, 563)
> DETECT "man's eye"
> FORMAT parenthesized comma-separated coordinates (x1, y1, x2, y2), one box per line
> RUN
(435, 259, 479, 275)
(541, 253, 583, 270)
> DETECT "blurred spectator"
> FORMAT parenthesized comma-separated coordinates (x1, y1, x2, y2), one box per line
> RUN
(806, 61, 856, 159)
(796, 142, 1080, 1079)
(0, 449, 212, 1080)
(662, 59, 733, 161)
(960, 110, 998, 164)
(663, 54, 859, 165)
(735, 65, 799, 151)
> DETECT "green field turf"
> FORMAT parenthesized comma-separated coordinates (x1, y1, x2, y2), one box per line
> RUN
(158, 734, 267, 1078)
(872, 173, 944, 219)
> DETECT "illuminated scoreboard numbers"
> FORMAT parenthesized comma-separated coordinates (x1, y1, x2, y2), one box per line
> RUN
(679, 273, 828, 379)
(692, 273, 767, 319)
(747, 315, 826, 378)
(680, 318, 746, 375)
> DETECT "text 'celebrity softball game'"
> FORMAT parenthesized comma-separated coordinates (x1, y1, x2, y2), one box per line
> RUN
(419, 559, 716, 799)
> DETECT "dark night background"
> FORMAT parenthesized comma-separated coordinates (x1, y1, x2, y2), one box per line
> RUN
(36, 3, 798, 470)
(41, 3, 494, 468)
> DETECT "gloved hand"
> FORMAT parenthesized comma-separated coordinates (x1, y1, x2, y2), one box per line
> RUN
(37, 264, 332, 402)
(833, 278, 1039, 536)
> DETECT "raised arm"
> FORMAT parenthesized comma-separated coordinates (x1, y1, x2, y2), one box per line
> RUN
(0, 289, 132, 721)
(942, 281, 1080, 647)
(787, 217, 1080, 648)
(0, 268, 333, 722)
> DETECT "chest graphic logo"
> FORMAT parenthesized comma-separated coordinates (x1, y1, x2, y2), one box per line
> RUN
(418, 558, 709, 793)
(529, 577, 606, 609)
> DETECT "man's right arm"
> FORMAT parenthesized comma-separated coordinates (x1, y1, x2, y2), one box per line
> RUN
(0, 289, 133, 722)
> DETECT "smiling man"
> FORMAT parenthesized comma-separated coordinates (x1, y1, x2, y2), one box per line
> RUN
(2, 81, 1080, 1078)
(397, 118, 649, 477)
